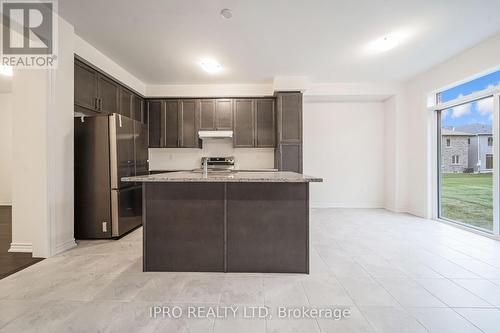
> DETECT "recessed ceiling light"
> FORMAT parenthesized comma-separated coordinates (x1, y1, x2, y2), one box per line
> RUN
(366, 31, 409, 54)
(0, 65, 13, 77)
(220, 8, 232, 19)
(200, 58, 222, 74)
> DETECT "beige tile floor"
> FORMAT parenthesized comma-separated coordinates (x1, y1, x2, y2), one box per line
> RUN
(1, 209, 500, 332)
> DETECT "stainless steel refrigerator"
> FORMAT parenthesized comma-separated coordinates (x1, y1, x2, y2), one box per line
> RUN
(74, 114, 148, 239)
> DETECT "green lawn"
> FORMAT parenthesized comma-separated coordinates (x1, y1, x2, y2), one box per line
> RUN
(441, 173, 493, 231)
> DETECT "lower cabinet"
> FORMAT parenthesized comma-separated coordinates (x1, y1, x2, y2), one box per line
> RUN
(226, 183, 308, 273)
(144, 183, 225, 272)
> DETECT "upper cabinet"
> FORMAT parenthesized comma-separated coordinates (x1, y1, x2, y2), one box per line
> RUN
(97, 75, 119, 114)
(146, 99, 200, 149)
(198, 99, 233, 131)
(216, 99, 233, 130)
(74, 61, 99, 111)
(255, 99, 276, 148)
(164, 100, 179, 148)
(147, 100, 163, 148)
(233, 99, 276, 148)
(233, 99, 255, 148)
(132, 94, 145, 123)
(146, 98, 276, 149)
(179, 100, 199, 148)
(74, 58, 143, 118)
(198, 99, 216, 130)
(275, 92, 303, 173)
(277, 92, 302, 143)
(119, 88, 133, 118)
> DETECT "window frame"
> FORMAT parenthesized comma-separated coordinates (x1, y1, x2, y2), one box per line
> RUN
(433, 90, 500, 238)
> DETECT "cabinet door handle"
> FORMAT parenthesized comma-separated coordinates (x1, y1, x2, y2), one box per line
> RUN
(94, 98, 98, 110)
(99, 98, 102, 111)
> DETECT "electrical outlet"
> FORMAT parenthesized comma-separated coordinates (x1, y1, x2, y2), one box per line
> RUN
(102, 221, 108, 233)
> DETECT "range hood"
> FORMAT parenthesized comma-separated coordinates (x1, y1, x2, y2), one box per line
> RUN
(198, 130, 233, 139)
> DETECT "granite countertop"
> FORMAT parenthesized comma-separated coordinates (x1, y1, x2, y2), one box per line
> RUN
(123, 171, 323, 183)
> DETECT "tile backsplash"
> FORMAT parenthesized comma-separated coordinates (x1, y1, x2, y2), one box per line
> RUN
(148, 139, 275, 171)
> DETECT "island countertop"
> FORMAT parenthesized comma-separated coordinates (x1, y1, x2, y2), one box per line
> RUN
(123, 171, 323, 183)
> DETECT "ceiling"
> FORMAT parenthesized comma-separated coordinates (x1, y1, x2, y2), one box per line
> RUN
(59, 0, 500, 85)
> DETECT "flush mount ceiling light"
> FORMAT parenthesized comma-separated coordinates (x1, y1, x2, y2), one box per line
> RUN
(0, 65, 13, 77)
(366, 31, 409, 54)
(220, 8, 232, 19)
(199, 58, 222, 74)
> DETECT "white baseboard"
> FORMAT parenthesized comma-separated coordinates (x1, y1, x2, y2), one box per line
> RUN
(0, 202, 12, 206)
(310, 202, 384, 209)
(8, 242, 32, 253)
(54, 238, 77, 255)
(384, 205, 409, 214)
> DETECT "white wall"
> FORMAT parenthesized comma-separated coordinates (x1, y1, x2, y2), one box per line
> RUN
(402, 32, 500, 218)
(303, 101, 385, 208)
(49, 18, 77, 254)
(149, 140, 274, 171)
(147, 84, 273, 98)
(0, 93, 12, 205)
(383, 93, 408, 213)
(11, 69, 48, 254)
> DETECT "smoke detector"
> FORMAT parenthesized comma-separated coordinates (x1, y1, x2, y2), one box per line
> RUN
(220, 8, 232, 19)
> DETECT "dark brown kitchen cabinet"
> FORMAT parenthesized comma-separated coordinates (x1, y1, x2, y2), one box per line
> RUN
(74, 61, 98, 111)
(164, 100, 180, 147)
(275, 92, 303, 173)
(198, 99, 233, 131)
(147, 99, 201, 149)
(233, 99, 255, 147)
(119, 88, 133, 118)
(277, 92, 302, 143)
(132, 94, 145, 123)
(97, 75, 119, 114)
(276, 143, 302, 173)
(179, 100, 199, 148)
(75, 58, 145, 117)
(255, 99, 276, 148)
(216, 99, 233, 130)
(198, 99, 216, 130)
(147, 100, 164, 148)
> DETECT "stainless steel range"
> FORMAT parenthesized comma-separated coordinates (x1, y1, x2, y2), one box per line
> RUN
(199, 156, 235, 173)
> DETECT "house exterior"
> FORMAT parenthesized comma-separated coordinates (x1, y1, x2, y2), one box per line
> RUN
(441, 124, 493, 173)
(441, 129, 472, 173)
(469, 134, 493, 172)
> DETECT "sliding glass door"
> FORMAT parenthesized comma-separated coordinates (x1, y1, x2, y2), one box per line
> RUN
(438, 96, 496, 232)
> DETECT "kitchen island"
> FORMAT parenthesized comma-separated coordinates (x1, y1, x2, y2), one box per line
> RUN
(123, 171, 322, 273)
